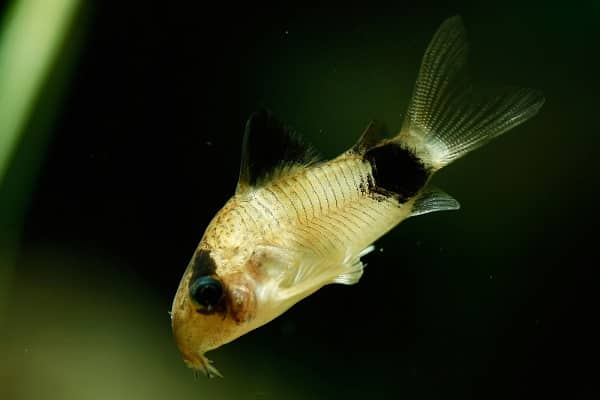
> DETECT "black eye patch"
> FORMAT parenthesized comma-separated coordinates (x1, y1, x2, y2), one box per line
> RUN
(190, 249, 217, 279)
(188, 250, 225, 314)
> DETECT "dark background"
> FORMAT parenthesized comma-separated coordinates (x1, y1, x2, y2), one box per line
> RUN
(1, 1, 597, 399)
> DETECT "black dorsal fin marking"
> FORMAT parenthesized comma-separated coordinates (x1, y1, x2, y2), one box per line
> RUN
(351, 120, 385, 154)
(237, 109, 317, 193)
(364, 143, 431, 203)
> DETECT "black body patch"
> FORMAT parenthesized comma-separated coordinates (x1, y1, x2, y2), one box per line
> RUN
(238, 109, 316, 188)
(364, 143, 430, 202)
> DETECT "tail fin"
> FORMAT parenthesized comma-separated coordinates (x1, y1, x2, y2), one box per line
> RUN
(397, 16, 545, 171)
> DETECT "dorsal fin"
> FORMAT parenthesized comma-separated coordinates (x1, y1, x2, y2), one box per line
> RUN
(351, 120, 385, 154)
(237, 109, 317, 193)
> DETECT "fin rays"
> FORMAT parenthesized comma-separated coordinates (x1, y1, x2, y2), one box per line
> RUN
(237, 109, 318, 194)
(398, 16, 545, 170)
(410, 186, 460, 217)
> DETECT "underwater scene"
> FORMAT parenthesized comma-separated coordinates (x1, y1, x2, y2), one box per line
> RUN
(0, 1, 596, 399)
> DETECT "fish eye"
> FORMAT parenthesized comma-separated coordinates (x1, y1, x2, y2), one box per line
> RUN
(189, 276, 224, 311)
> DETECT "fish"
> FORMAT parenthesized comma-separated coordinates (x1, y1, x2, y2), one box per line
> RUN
(170, 16, 545, 378)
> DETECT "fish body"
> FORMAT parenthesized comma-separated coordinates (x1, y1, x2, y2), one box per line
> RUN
(171, 16, 545, 377)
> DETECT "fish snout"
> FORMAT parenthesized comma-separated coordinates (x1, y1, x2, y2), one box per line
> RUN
(171, 304, 225, 377)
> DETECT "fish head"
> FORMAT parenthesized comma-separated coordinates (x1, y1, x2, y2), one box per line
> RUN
(170, 247, 260, 378)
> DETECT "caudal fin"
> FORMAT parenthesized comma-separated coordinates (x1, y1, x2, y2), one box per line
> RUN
(397, 16, 545, 171)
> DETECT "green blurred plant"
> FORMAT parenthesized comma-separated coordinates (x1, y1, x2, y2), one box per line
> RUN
(0, 0, 82, 321)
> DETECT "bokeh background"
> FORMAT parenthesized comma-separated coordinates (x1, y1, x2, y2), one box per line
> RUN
(0, 1, 597, 399)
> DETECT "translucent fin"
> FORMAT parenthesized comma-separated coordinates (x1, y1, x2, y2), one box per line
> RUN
(398, 16, 545, 170)
(331, 262, 364, 285)
(265, 245, 375, 307)
(188, 354, 223, 379)
(357, 245, 376, 258)
(331, 245, 375, 285)
(237, 109, 318, 193)
(351, 120, 384, 154)
(410, 185, 460, 217)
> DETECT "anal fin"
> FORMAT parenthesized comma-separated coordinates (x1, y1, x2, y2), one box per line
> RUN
(410, 186, 460, 217)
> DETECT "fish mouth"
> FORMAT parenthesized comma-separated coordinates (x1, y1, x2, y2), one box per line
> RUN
(183, 353, 223, 378)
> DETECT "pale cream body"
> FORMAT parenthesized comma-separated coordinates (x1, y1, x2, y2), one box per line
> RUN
(197, 152, 414, 347)
(171, 16, 544, 377)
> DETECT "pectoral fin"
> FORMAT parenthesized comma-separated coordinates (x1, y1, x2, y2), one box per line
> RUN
(331, 245, 375, 285)
(257, 245, 374, 306)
